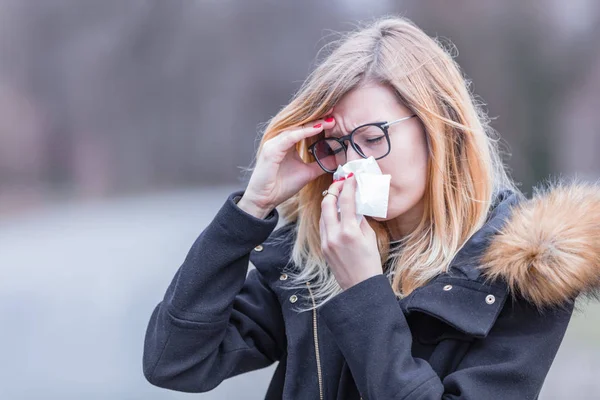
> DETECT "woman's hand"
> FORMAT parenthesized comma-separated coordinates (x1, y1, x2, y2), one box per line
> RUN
(238, 115, 336, 219)
(320, 176, 383, 290)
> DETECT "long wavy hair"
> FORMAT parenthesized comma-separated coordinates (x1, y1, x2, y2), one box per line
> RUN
(250, 16, 520, 311)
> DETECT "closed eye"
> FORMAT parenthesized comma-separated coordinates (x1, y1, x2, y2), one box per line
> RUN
(366, 136, 385, 143)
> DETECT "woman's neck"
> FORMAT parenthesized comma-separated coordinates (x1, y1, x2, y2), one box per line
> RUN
(387, 199, 425, 241)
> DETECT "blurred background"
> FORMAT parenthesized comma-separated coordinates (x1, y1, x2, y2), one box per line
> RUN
(0, 1, 598, 399)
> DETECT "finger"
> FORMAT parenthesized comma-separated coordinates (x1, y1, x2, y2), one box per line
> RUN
(319, 214, 327, 249)
(339, 174, 358, 229)
(359, 214, 374, 237)
(291, 148, 328, 180)
(320, 181, 343, 231)
(323, 107, 334, 115)
(308, 159, 328, 180)
(275, 117, 336, 153)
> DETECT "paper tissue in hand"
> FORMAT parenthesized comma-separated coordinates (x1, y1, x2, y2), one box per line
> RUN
(332, 156, 391, 219)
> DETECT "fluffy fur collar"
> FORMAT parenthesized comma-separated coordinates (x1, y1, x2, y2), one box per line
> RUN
(480, 181, 600, 309)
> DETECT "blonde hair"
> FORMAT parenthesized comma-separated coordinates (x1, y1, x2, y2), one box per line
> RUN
(253, 16, 519, 311)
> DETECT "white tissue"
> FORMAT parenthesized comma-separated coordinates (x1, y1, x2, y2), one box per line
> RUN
(332, 156, 391, 219)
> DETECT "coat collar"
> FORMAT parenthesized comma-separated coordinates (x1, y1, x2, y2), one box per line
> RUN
(446, 187, 522, 281)
(405, 181, 600, 337)
(402, 187, 521, 338)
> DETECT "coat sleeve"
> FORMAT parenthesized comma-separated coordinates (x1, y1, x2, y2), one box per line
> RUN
(319, 274, 574, 400)
(142, 191, 286, 393)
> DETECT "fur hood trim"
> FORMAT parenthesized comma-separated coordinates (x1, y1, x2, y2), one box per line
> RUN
(480, 180, 600, 309)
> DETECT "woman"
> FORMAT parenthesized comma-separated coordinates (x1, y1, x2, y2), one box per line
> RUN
(143, 17, 600, 399)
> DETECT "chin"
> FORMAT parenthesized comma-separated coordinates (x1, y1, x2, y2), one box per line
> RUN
(370, 215, 387, 222)
(370, 197, 424, 226)
(371, 202, 406, 222)
(370, 210, 400, 222)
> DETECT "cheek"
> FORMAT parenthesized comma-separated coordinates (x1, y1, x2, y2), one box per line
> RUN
(376, 133, 428, 218)
(380, 135, 428, 191)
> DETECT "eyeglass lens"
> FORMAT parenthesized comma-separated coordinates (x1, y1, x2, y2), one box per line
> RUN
(313, 125, 388, 171)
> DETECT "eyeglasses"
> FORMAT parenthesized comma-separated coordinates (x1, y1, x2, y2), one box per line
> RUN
(308, 114, 417, 173)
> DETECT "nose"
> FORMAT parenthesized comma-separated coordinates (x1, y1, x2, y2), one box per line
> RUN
(345, 143, 363, 163)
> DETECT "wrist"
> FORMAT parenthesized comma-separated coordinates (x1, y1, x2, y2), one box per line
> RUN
(339, 273, 380, 291)
(236, 196, 273, 219)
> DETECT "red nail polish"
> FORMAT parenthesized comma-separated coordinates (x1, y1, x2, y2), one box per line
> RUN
(313, 123, 322, 129)
(347, 172, 354, 178)
(324, 117, 334, 123)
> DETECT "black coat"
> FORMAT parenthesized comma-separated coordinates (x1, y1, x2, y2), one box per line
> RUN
(143, 183, 600, 399)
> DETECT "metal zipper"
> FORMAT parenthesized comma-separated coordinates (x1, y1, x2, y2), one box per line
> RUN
(306, 282, 324, 400)
(306, 282, 364, 400)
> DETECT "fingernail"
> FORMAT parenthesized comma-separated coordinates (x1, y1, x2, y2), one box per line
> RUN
(324, 117, 334, 123)
(313, 123, 322, 129)
(333, 177, 346, 183)
(347, 172, 354, 178)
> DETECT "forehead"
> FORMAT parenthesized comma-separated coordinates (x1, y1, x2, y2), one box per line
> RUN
(332, 82, 408, 123)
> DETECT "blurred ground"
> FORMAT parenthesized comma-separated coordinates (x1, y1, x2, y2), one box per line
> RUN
(1, 187, 598, 399)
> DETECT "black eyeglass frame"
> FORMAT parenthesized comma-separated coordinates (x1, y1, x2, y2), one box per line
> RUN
(307, 114, 417, 173)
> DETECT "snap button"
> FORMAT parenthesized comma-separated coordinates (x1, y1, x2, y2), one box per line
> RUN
(485, 294, 495, 304)
(443, 284, 452, 291)
(254, 244, 264, 252)
(280, 273, 288, 281)
(289, 295, 298, 303)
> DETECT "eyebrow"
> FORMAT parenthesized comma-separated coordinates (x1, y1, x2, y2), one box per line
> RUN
(325, 120, 382, 138)
(326, 122, 363, 137)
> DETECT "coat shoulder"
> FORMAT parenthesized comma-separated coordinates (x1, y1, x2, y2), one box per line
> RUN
(407, 181, 599, 337)
(480, 180, 600, 310)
